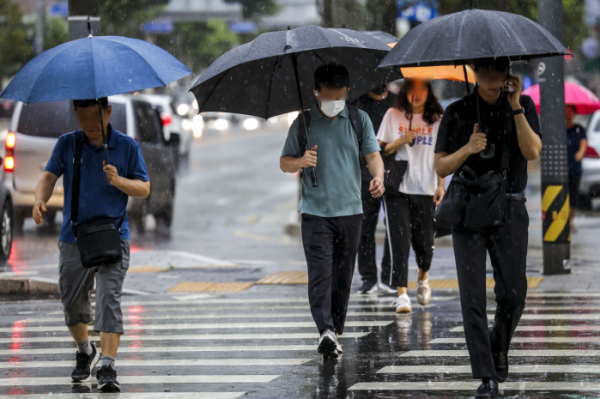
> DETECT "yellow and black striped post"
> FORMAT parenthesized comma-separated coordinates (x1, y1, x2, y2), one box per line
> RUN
(538, 0, 571, 275)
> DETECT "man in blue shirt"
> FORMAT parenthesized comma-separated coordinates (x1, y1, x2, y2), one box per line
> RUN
(280, 64, 385, 358)
(32, 97, 150, 392)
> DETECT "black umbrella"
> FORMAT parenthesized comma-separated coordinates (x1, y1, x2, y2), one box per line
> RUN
(365, 31, 398, 44)
(190, 25, 402, 186)
(378, 9, 569, 68)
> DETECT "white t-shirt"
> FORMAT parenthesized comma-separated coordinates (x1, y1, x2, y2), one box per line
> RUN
(377, 108, 440, 196)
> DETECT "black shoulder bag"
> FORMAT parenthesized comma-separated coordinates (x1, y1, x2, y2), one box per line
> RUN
(71, 131, 125, 268)
(434, 92, 512, 230)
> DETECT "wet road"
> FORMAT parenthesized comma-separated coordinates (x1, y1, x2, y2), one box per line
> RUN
(3, 123, 600, 397)
(3, 290, 600, 397)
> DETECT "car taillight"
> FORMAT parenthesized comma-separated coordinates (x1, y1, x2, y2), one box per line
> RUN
(4, 132, 15, 172)
(161, 114, 173, 127)
(4, 156, 14, 172)
(585, 146, 600, 159)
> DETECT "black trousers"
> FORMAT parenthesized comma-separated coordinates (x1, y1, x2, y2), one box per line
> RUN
(357, 181, 382, 283)
(452, 200, 529, 379)
(381, 191, 435, 288)
(301, 213, 363, 335)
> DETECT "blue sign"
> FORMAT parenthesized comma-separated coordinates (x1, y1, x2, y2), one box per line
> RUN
(400, 4, 437, 22)
(229, 21, 257, 35)
(143, 20, 174, 34)
(48, 2, 68, 17)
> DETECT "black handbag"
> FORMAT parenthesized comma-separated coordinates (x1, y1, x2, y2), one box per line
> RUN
(434, 91, 512, 230)
(381, 144, 408, 192)
(71, 132, 125, 268)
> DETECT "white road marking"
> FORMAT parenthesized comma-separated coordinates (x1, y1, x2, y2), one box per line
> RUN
(349, 382, 600, 391)
(526, 292, 600, 297)
(431, 337, 600, 344)
(0, 358, 312, 368)
(0, 320, 392, 333)
(14, 309, 402, 324)
(485, 313, 600, 320)
(399, 349, 600, 357)
(0, 332, 369, 343)
(0, 375, 279, 386)
(377, 365, 600, 374)
(0, 345, 319, 356)
(451, 325, 600, 332)
(6, 394, 246, 399)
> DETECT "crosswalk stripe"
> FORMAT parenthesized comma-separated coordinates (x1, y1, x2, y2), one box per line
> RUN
(0, 358, 313, 368)
(431, 337, 600, 344)
(12, 310, 401, 324)
(349, 382, 600, 391)
(490, 306, 600, 311)
(377, 365, 600, 374)
(451, 325, 600, 332)
(486, 313, 600, 320)
(526, 293, 600, 297)
(0, 345, 319, 356)
(0, 320, 393, 333)
(0, 332, 369, 343)
(0, 375, 279, 386)
(399, 349, 600, 357)
(4, 394, 246, 399)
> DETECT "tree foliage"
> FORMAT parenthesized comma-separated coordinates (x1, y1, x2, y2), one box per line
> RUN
(43, 17, 68, 51)
(438, 0, 585, 51)
(100, 0, 163, 39)
(0, 0, 33, 83)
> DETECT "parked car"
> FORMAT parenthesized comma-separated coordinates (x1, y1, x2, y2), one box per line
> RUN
(134, 94, 192, 165)
(580, 110, 600, 208)
(7, 95, 177, 233)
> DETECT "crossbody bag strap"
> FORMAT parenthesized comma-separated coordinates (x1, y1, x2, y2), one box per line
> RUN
(71, 131, 84, 231)
(501, 93, 512, 173)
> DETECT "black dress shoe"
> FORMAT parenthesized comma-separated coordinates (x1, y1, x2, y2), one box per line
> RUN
(476, 378, 499, 396)
(493, 350, 508, 382)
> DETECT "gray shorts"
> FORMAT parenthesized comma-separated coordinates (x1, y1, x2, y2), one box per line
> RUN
(58, 240, 130, 334)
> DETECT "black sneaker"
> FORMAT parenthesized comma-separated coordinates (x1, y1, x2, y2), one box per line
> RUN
(358, 280, 378, 294)
(70, 343, 100, 382)
(96, 365, 120, 393)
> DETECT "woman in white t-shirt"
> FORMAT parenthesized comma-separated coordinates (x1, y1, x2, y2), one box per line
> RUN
(376, 78, 445, 313)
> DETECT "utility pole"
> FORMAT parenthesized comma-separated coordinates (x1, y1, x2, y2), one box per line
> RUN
(68, 0, 100, 41)
(34, 0, 45, 54)
(537, 0, 571, 275)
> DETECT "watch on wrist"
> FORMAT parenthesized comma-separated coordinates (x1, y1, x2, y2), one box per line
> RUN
(512, 107, 525, 116)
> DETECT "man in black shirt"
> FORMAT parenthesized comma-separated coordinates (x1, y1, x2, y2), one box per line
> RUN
(435, 58, 541, 395)
(351, 84, 395, 294)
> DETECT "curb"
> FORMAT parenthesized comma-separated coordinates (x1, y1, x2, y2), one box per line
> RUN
(0, 278, 58, 296)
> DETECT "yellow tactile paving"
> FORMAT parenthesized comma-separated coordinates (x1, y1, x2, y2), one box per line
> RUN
(257, 271, 309, 285)
(407, 277, 544, 290)
(128, 266, 170, 273)
(168, 282, 254, 292)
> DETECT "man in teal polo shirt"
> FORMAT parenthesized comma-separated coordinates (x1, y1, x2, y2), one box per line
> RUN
(32, 97, 150, 392)
(280, 63, 385, 358)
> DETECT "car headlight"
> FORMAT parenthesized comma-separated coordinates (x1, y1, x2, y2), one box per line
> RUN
(192, 99, 198, 110)
(214, 118, 229, 131)
(192, 115, 204, 138)
(177, 103, 190, 116)
(243, 118, 260, 131)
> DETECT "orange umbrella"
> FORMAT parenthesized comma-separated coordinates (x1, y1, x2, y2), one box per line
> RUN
(388, 42, 475, 83)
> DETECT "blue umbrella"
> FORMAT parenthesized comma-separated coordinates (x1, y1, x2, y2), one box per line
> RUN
(1, 36, 192, 104)
(1, 34, 191, 163)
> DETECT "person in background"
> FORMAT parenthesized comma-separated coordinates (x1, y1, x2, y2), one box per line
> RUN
(565, 104, 587, 231)
(280, 63, 385, 358)
(351, 84, 396, 294)
(376, 78, 445, 313)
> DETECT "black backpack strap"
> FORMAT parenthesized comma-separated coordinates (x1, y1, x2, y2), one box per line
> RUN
(347, 104, 363, 149)
(501, 92, 512, 173)
(297, 110, 311, 153)
(71, 131, 84, 232)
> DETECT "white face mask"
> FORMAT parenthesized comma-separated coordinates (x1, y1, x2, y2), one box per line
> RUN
(319, 99, 346, 117)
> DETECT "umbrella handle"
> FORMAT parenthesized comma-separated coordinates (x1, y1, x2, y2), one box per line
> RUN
(308, 167, 318, 187)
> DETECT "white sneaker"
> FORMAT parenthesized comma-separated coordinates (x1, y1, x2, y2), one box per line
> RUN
(335, 333, 343, 353)
(318, 330, 338, 358)
(416, 278, 432, 306)
(391, 293, 412, 313)
(378, 282, 397, 294)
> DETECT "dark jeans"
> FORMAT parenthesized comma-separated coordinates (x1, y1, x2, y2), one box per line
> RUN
(569, 171, 582, 208)
(301, 213, 362, 335)
(452, 200, 529, 379)
(357, 180, 382, 283)
(381, 191, 435, 288)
